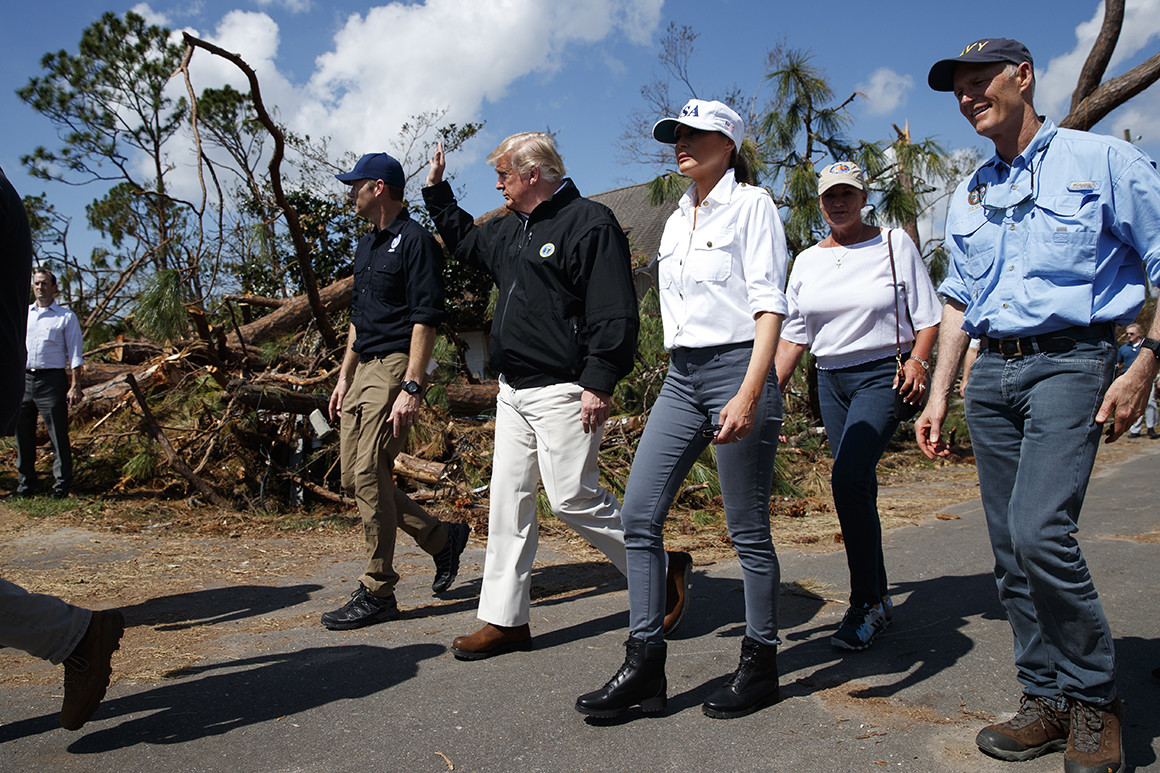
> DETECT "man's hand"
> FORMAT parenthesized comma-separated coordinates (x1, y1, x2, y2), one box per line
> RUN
(580, 389, 612, 434)
(67, 384, 83, 408)
(389, 390, 422, 438)
(329, 377, 350, 422)
(915, 398, 952, 459)
(1096, 368, 1152, 443)
(426, 141, 445, 187)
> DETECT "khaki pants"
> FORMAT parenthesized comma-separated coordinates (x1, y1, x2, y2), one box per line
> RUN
(340, 355, 446, 596)
(477, 378, 627, 627)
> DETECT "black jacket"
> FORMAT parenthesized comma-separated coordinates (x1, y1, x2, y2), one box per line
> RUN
(423, 179, 638, 394)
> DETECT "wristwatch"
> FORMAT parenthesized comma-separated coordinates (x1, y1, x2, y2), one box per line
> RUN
(401, 380, 423, 395)
(1140, 338, 1160, 360)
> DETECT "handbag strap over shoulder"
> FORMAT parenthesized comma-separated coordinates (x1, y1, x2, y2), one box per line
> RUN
(885, 228, 917, 370)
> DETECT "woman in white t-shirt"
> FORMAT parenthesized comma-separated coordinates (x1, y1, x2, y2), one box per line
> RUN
(576, 99, 789, 721)
(775, 161, 940, 652)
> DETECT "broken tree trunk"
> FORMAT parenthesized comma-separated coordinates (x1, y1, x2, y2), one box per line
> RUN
(126, 373, 236, 511)
(226, 275, 353, 350)
(228, 379, 329, 415)
(445, 382, 499, 415)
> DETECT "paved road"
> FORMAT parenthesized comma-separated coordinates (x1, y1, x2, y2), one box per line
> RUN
(2, 444, 1158, 772)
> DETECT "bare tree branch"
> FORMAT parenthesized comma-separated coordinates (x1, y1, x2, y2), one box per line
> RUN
(1070, 0, 1124, 113)
(181, 32, 340, 351)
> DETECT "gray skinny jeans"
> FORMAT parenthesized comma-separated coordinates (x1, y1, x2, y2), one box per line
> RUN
(622, 342, 782, 645)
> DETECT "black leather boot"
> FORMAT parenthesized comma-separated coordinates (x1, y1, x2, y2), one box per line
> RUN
(702, 636, 780, 719)
(575, 638, 667, 718)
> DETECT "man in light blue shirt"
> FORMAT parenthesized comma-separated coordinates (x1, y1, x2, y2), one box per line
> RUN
(917, 38, 1160, 773)
(16, 268, 84, 498)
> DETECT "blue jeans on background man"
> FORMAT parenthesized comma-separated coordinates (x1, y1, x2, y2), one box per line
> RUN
(622, 343, 782, 645)
(965, 335, 1118, 706)
(816, 355, 902, 609)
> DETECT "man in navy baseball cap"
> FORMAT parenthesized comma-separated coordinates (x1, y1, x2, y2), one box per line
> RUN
(927, 38, 1033, 92)
(335, 152, 406, 188)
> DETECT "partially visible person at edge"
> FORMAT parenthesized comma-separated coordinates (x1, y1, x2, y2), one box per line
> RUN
(15, 267, 84, 498)
(423, 132, 692, 660)
(320, 153, 469, 631)
(0, 164, 124, 730)
(918, 37, 1160, 773)
(1116, 324, 1158, 438)
(775, 161, 940, 652)
(575, 99, 789, 721)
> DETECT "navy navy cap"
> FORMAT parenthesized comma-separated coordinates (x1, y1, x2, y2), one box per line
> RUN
(928, 38, 1033, 92)
(335, 153, 405, 187)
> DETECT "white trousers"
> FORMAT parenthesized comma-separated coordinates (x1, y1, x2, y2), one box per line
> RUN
(477, 378, 627, 627)
(0, 577, 90, 663)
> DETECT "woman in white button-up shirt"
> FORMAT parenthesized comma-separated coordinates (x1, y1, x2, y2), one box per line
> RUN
(577, 99, 789, 722)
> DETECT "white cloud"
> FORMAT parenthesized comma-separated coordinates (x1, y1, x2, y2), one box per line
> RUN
(143, 0, 663, 202)
(130, 2, 170, 27)
(302, 0, 664, 161)
(1037, 0, 1160, 125)
(856, 68, 913, 116)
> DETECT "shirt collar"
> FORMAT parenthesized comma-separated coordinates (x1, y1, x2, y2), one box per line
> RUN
(30, 300, 62, 314)
(679, 167, 738, 216)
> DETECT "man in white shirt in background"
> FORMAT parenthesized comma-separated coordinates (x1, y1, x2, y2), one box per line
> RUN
(16, 268, 84, 498)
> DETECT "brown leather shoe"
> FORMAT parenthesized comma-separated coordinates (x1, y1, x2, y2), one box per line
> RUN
(1065, 696, 1123, 773)
(61, 609, 126, 731)
(976, 694, 1069, 761)
(663, 551, 692, 635)
(451, 623, 532, 660)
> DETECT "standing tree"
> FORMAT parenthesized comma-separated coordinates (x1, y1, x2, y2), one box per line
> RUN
(18, 11, 198, 337)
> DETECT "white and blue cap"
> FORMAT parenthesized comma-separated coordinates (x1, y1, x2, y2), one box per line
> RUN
(653, 99, 744, 150)
(335, 152, 405, 187)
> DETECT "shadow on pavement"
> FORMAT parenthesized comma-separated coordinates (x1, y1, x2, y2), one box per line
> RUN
(780, 571, 1002, 700)
(406, 560, 625, 622)
(1114, 635, 1160, 769)
(119, 583, 324, 631)
(0, 644, 442, 751)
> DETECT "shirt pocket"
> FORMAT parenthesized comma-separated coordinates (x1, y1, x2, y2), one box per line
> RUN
(947, 209, 995, 282)
(370, 252, 404, 297)
(1027, 194, 1100, 282)
(688, 227, 735, 282)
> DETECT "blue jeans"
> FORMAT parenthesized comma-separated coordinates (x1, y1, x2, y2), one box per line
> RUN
(965, 335, 1118, 704)
(622, 343, 782, 645)
(816, 356, 901, 608)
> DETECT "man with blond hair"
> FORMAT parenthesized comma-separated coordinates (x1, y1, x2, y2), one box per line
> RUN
(423, 133, 691, 659)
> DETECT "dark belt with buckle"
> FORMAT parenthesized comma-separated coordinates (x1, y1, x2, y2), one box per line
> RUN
(983, 322, 1115, 358)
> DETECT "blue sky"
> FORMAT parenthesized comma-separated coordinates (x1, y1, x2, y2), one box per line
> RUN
(3, 0, 1160, 261)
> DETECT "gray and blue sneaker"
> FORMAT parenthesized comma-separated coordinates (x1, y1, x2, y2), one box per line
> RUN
(831, 603, 887, 650)
(881, 596, 894, 627)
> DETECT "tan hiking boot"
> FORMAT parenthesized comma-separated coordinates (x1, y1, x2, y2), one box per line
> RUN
(976, 694, 1069, 761)
(1065, 696, 1123, 773)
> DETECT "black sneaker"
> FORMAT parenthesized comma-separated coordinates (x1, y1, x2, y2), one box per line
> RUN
(432, 522, 470, 594)
(320, 585, 399, 630)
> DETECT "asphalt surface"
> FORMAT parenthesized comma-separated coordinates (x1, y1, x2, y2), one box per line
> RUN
(2, 443, 1158, 772)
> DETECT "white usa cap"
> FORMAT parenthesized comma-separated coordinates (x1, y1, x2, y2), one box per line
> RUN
(653, 99, 744, 150)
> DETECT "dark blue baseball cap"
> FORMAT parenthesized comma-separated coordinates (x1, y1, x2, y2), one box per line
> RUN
(335, 153, 405, 187)
(928, 38, 1033, 92)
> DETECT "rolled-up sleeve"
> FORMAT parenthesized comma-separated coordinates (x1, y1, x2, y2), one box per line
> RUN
(739, 193, 788, 317)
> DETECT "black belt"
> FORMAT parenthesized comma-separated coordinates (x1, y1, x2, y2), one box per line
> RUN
(983, 323, 1114, 358)
(357, 351, 406, 364)
(26, 367, 65, 374)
